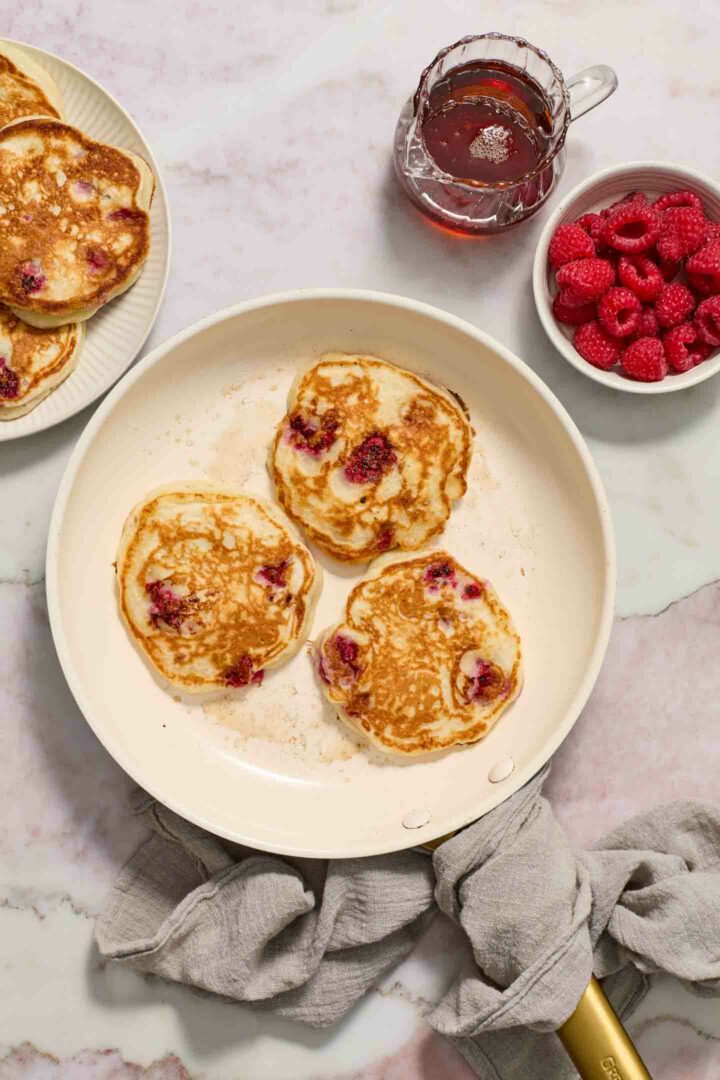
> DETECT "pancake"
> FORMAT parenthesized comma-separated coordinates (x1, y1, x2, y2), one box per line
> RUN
(0, 304, 83, 418)
(117, 485, 321, 694)
(0, 43, 64, 127)
(269, 353, 473, 562)
(0, 117, 154, 328)
(317, 551, 522, 755)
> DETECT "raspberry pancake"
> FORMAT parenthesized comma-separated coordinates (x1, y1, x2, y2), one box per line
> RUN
(0, 117, 154, 327)
(0, 43, 64, 127)
(317, 551, 522, 755)
(117, 486, 321, 694)
(269, 353, 473, 562)
(0, 305, 83, 418)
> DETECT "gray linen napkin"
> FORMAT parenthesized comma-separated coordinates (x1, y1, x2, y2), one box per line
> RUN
(96, 767, 720, 1079)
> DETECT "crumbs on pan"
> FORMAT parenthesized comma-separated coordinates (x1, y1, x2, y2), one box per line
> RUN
(204, 397, 279, 488)
(203, 693, 362, 764)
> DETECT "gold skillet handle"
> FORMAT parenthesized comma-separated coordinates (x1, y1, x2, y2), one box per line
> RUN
(557, 976, 652, 1079)
(420, 842, 652, 1078)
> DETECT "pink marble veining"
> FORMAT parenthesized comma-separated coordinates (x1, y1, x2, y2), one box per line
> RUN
(0, 1045, 189, 1079)
(547, 582, 720, 847)
(634, 1018, 720, 1079)
(0, 585, 146, 917)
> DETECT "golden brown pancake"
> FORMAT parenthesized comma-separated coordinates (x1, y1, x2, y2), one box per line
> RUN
(117, 485, 321, 694)
(0, 43, 63, 127)
(0, 304, 83, 418)
(0, 117, 154, 327)
(317, 551, 522, 755)
(269, 353, 473, 562)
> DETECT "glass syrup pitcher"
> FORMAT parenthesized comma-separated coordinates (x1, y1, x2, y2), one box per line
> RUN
(394, 33, 617, 234)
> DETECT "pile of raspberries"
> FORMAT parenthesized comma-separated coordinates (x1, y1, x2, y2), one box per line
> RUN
(547, 189, 720, 382)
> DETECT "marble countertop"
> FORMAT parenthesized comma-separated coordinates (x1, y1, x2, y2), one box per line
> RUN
(2, 1, 720, 1077)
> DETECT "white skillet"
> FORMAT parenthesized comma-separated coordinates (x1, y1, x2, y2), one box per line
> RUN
(46, 290, 615, 857)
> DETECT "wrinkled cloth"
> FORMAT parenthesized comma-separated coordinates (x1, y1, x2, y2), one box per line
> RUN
(97, 767, 720, 1078)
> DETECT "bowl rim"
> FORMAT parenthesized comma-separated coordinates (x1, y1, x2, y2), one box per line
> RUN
(533, 160, 720, 395)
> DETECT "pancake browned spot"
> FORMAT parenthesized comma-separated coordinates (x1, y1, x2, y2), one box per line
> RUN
(0, 304, 83, 419)
(269, 353, 473, 562)
(117, 486, 321, 694)
(317, 550, 522, 755)
(0, 117, 154, 327)
(0, 43, 63, 128)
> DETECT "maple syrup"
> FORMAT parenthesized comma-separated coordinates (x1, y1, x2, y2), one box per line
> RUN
(421, 60, 553, 185)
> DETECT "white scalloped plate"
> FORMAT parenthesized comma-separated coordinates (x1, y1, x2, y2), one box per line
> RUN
(47, 291, 615, 857)
(0, 38, 170, 441)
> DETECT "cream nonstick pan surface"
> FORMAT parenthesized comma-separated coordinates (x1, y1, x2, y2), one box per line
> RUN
(47, 290, 615, 856)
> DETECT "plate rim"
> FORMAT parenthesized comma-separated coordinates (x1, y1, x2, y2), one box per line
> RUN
(46, 288, 616, 856)
(0, 36, 172, 441)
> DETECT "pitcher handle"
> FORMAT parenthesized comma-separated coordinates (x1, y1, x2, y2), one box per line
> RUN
(566, 64, 618, 122)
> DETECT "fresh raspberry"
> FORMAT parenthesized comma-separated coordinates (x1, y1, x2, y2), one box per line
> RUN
(617, 254, 664, 302)
(653, 190, 703, 213)
(687, 241, 720, 276)
(658, 257, 680, 282)
(552, 290, 597, 326)
(607, 191, 648, 213)
(597, 287, 641, 338)
(344, 432, 396, 484)
(694, 296, 720, 346)
(656, 206, 707, 262)
(556, 258, 615, 300)
(558, 287, 592, 307)
(692, 342, 712, 365)
(575, 212, 606, 247)
(663, 323, 710, 372)
(602, 203, 661, 254)
(631, 306, 660, 339)
(548, 223, 595, 268)
(686, 242, 720, 296)
(573, 321, 620, 370)
(704, 222, 720, 243)
(655, 283, 696, 328)
(687, 270, 720, 297)
(620, 337, 668, 382)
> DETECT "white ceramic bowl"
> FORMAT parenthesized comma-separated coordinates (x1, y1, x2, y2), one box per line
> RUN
(533, 162, 720, 394)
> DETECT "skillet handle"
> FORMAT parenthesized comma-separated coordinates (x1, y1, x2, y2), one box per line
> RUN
(421, 840, 651, 1078)
(557, 977, 652, 1079)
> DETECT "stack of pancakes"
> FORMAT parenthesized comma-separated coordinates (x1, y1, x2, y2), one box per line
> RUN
(118, 355, 523, 757)
(0, 42, 154, 419)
